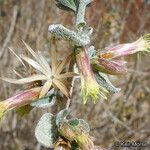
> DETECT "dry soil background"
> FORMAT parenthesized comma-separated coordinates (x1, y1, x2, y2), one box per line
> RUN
(0, 0, 150, 150)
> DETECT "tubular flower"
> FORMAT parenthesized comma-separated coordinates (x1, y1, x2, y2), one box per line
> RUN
(75, 47, 108, 104)
(1, 41, 75, 98)
(92, 58, 127, 75)
(0, 87, 41, 120)
(92, 34, 150, 75)
(99, 34, 150, 59)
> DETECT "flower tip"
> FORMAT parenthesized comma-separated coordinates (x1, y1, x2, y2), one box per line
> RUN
(0, 102, 8, 120)
(143, 33, 150, 42)
(139, 34, 150, 53)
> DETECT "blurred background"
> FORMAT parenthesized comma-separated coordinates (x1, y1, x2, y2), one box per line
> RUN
(0, 0, 150, 150)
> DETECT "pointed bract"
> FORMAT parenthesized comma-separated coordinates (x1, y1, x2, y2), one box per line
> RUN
(1, 42, 75, 98)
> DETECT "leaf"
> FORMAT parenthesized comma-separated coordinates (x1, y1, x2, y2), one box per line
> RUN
(56, 109, 69, 126)
(56, 72, 76, 79)
(8, 47, 26, 68)
(48, 24, 90, 46)
(31, 90, 56, 108)
(53, 79, 70, 98)
(20, 55, 48, 76)
(56, 0, 79, 12)
(39, 80, 52, 98)
(1, 74, 47, 84)
(22, 41, 51, 74)
(95, 72, 121, 93)
(16, 105, 33, 117)
(79, 119, 90, 132)
(55, 54, 72, 75)
(37, 51, 52, 74)
(68, 118, 79, 127)
(87, 45, 96, 58)
(35, 113, 58, 148)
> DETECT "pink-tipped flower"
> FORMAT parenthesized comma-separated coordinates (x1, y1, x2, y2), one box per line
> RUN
(75, 47, 108, 104)
(100, 34, 150, 59)
(0, 87, 41, 120)
(92, 34, 150, 75)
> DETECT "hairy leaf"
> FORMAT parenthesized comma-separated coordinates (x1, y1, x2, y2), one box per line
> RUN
(56, 0, 79, 12)
(79, 119, 90, 132)
(87, 45, 96, 58)
(35, 113, 58, 148)
(68, 118, 79, 127)
(95, 72, 120, 93)
(56, 109, 69, 126)
(31, 91, 56, 108)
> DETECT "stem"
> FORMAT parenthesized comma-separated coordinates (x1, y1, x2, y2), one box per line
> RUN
(66, 76, 75, 109)
(65, 50, 76, 109)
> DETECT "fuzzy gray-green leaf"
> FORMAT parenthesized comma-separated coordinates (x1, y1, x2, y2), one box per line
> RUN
(79, 119, 90, 132)
(48, 24, 90, 46)
(68, 118, 79, 127)
(35, 113, 58, 148)
(30, 94, 56, 108)
(56, 0, 78, 12)
(95, 72, 120, 93)
(56, 109, 69, 126)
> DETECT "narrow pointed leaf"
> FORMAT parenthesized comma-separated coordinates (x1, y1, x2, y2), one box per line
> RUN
(56, 72, 76, 79)
(37, 52, 52, 74)
(8, 47, 26, 68)
(23, 41, 51, 74)
(39, 80, 52, 98)
(1, 74, 47, 84)
(50, 45, 58, 75)
(20, 55, 48, 75)
(53, 79, 70, 98)
(55, 54, 72, 75)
